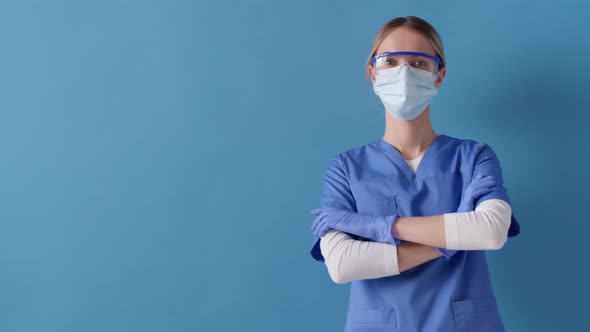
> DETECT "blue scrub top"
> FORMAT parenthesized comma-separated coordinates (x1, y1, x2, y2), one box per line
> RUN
(310, 134, 520, 332)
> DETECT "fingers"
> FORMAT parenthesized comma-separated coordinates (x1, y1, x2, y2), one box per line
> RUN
(311, 214, 332, 238)
(476, 178, 495, 188)
(465, 176, 496, 201)
(311, 214, 324, 235)
(310, 207, 345, 237)
(473, 175, 494, 183)
(317, 223, 331, 238)
(471, 187, 493, 198)
(473, 175, 495, 184)
(470, 176, 495, 189)
(310, 207, 340, 215)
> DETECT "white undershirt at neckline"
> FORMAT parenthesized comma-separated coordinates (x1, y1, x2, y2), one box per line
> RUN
(404, 154, 424, 174)
(404, 155, 423, 162)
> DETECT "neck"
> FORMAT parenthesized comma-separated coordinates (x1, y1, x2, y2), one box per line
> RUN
(382, 106, 438, 159)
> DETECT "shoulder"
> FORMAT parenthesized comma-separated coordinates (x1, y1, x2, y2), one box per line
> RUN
(320, 140, 382, 178)
(445, 134, 499, 159)
(329, 139, 380, 164)
(443, 133, 479, 149)
(326, 135, 501, 168)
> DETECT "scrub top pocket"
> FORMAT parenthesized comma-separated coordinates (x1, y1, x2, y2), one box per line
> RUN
(355, 195, 397, 216)
(451, 297, 505, 332)
(345, 308, 397, 332)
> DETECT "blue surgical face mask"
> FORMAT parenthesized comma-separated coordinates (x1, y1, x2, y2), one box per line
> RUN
(372, 63, 439, 121)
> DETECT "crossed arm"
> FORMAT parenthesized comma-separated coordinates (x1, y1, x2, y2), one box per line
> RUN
(319, 229, 443, 283)
(317, 144, 514, 284)
(320, 199, 512, 284)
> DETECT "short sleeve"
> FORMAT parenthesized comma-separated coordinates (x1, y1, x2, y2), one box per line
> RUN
(310, 156, 358, 262)
(472, 143, 521, 237)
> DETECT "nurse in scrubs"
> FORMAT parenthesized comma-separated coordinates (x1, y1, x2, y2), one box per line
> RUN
(309, 16, 520, 332)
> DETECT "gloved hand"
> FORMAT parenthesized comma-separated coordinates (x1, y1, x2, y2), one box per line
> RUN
(458, 174, 496, 212)
(310, 207, 400, 245)
(436, 175, 496, 260)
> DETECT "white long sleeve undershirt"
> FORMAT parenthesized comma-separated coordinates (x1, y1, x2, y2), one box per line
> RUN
(319, 154, 513, 284)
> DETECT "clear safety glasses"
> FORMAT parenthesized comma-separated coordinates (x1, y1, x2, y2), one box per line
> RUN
(371, 51, 442, 75)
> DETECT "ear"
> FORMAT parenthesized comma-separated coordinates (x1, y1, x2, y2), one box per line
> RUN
(435, 66, 447, 89)
(367, 65, 376, 83)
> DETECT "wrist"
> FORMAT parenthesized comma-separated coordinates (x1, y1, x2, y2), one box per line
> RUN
(457, 203, 473, 213)
(379, 214, 401, 245)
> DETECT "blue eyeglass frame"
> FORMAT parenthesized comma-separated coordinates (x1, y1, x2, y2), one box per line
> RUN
(371, 51, 442, 69)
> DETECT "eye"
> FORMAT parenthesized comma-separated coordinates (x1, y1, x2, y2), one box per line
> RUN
(385, 57, 398, 66)
(375, 56, 397, 69)
(414, 60, 427, 68)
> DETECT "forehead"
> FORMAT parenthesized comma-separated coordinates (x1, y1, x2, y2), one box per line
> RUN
(376, 27, 435, 55)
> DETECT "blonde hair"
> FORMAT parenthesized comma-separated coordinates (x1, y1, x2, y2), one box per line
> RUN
(366, 16, 446, 78)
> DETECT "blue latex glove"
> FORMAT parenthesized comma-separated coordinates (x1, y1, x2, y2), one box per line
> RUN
(436, 175, 496, 260)
(310, 207, 400, 245)
(458, 175, 496, 212)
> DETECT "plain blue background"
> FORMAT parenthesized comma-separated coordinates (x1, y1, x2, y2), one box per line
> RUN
(1, 0, 588, 331)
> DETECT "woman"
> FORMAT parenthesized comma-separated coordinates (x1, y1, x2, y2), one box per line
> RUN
(309, 16, 521, 332)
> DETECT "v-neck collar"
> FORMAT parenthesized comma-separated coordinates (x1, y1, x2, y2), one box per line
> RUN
(372, 134, 448, 182)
